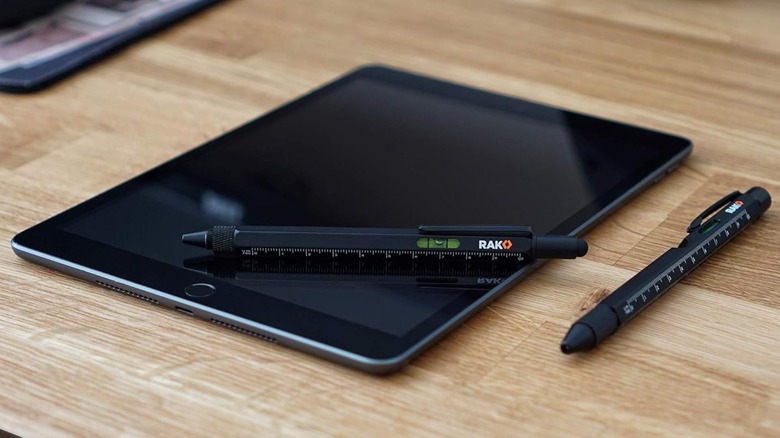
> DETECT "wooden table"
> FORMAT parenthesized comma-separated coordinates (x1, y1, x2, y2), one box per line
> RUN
(2, 1, 779, 436)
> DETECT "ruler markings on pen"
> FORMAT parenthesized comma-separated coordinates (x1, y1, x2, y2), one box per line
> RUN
(624, 209, 749, 313)
(245, 247, 524, 261)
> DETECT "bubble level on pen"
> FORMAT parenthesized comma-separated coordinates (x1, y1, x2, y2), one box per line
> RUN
(417, 237, 461, 249)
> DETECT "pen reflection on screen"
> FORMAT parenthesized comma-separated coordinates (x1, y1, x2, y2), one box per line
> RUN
(183, 254, 523, 289)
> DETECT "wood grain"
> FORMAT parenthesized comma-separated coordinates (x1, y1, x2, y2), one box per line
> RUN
(1, 0, 779, 436)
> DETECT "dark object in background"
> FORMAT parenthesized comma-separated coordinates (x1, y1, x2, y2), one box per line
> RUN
(0, 0, 222, 93)
(0, 0, 71, 27)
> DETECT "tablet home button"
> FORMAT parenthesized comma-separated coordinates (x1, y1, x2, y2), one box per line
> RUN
(185, 283, 216, 298)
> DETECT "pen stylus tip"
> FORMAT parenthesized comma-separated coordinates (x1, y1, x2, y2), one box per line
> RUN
(577, 239, 589, 257)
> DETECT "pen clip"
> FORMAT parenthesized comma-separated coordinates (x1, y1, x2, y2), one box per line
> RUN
(686, 190, 741, 233)
(418, 225, 533, 237)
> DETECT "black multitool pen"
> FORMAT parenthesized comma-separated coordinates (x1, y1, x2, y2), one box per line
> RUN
(183, 225, 588, 262)
(561, 187, 772, 354)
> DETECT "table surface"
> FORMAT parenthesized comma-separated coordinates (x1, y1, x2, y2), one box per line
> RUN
(2, 0, 779, 436)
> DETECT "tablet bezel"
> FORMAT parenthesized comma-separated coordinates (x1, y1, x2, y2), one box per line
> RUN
(11, 65, 692, 373)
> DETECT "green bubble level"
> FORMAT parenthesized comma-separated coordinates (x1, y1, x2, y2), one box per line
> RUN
(417, 237, 460, 249)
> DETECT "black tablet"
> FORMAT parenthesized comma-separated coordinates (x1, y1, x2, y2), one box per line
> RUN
(12, 65, 691, 373)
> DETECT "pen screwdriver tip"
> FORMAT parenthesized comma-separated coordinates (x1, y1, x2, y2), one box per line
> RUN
(182, 231, 209, 249)
(560, 323, 596, 354)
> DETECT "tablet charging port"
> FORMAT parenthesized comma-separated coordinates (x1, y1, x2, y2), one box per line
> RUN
(175, 306, 194, 316)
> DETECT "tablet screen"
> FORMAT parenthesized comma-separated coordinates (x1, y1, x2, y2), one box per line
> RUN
(20, 66, 690, 356)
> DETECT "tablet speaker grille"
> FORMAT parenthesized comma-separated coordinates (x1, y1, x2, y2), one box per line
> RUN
(95, 281, 159, 304)
(210, 318, 278, 344)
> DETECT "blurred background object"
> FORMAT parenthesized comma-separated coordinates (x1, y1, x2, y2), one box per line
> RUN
(0, 0, 71, 27)
(0, 0, 221, 92)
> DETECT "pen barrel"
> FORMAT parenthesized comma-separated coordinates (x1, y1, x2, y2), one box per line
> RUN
(228, 227, 537, 257)
(562, 187, 771, 353)
(202, 226, 587, 259)
(532, 235, 588, 259)
(603, 187, 770, 326)
(234, 231, 426, 253)
(601, 248, 686, 324)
